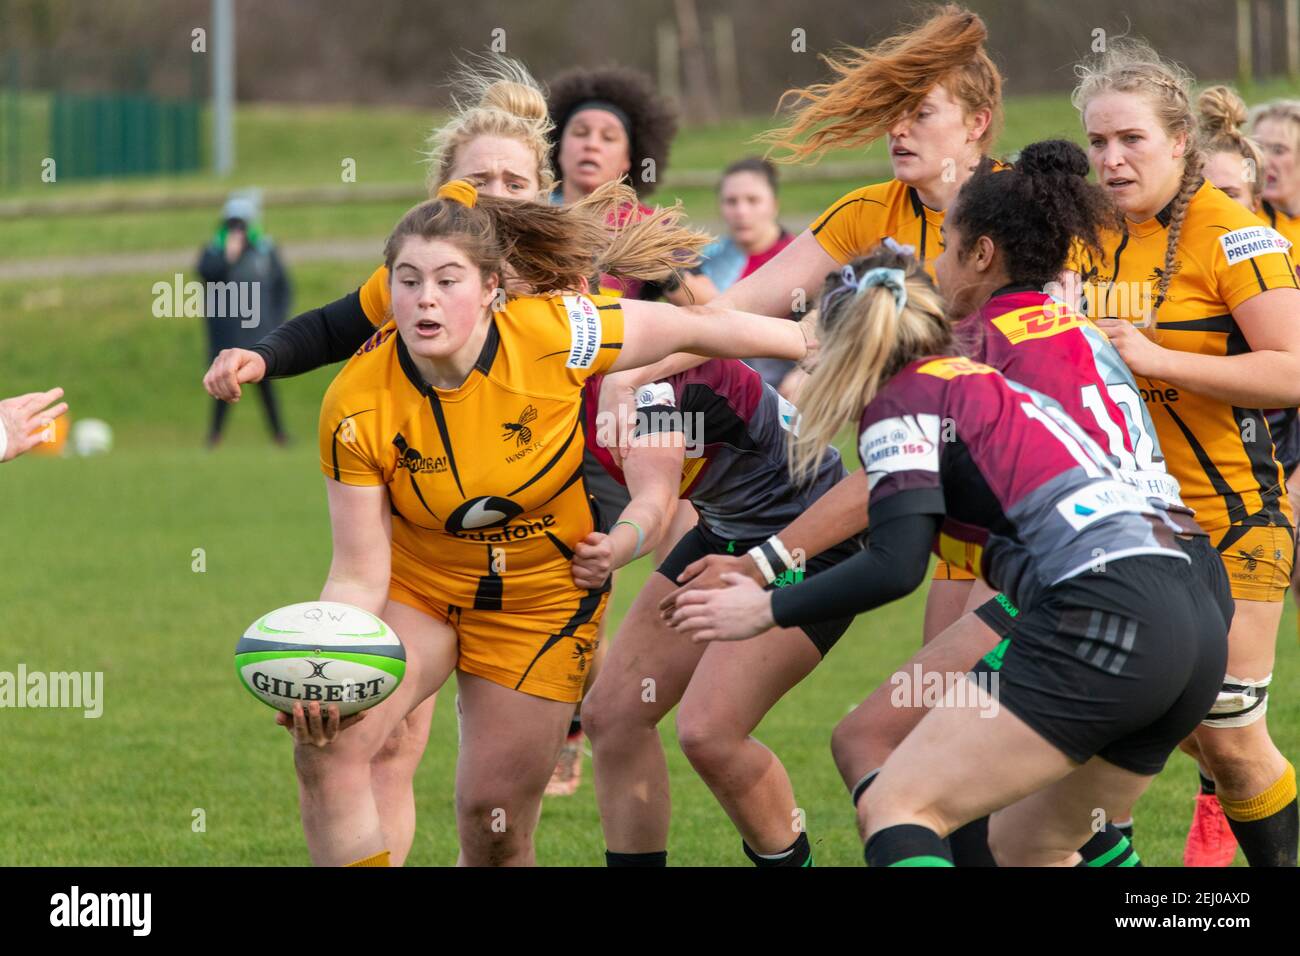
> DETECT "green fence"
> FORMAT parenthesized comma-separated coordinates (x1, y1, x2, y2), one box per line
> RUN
(0, 49, 203, 190)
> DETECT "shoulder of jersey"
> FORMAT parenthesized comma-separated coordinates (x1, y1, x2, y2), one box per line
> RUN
(912, 356, 997, 380)
(818, 178, 908, 223)
(1190, 181, 1270, 233)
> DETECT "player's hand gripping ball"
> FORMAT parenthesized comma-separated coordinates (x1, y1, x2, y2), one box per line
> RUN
(235, 602, 405, 717)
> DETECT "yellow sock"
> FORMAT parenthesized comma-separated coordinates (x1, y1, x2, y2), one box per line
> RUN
(345, 849, 391, 867)
(1219, 763, 1297, 822)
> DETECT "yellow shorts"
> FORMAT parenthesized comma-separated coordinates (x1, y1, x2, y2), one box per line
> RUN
(932, 560, 977, 582)
(388, 581, 608, 703)
(1211, 525, 1295, 602)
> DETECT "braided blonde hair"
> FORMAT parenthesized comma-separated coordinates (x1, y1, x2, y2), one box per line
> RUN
(1073, 39, 1201, 312)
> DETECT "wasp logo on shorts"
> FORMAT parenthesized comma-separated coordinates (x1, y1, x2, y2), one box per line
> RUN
(1237, 545, 1264, 574)
(503, 405, 539, 447)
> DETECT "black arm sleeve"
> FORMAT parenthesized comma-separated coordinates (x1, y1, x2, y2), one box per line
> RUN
(248, 290, 375, 379)
(770, 510, 941, 629)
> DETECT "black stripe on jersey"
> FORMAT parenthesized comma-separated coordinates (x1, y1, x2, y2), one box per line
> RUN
(1231, 405, 1288, 526)
(513, 587, 607, 692)
(545, 531, 575, 560)
(424, 393, 465, 499)
(472, 545, 503, 611)
(1248, 257, 1269, 294)
(1157, 314, 1233, 333)
(810, 196, 887, 236)
(393, 335, 469, 499)
(392, 432, 443, 522)
(1164, 404, 1248, 523)
(908, 187, 929, 264)
(1226, 325, 1290, 525)
(474, 320, 501, 374)
(509, 415, 581, 496)
(536, 342, 622, 361)
(539, 463, 587, 508)
(329, 409, 376, 480)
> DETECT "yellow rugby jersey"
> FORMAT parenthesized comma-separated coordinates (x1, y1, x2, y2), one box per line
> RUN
(1260, 201, 1300, 271)
(318, 292, 625, 611)
(359, 265, 392, 327)
(809, 163, 1007, 278)
(1074, 180, 1299, 532)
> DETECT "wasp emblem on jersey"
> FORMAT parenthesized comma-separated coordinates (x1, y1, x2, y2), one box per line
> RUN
(502, 405, 539, 447)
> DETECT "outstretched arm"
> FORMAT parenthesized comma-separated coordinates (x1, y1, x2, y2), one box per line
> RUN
(612, 299, 811, 373)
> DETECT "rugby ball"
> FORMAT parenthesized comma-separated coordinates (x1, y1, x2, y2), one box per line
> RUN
(235, 602, 405, 717)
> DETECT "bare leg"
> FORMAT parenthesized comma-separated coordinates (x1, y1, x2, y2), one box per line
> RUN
(675, 625, 821, 854)
(582, 572, 706, 853)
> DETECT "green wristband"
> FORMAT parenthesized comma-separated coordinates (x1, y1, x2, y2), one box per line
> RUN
(613, 519, 646, 560)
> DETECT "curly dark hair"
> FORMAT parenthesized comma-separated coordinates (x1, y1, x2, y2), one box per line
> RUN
(547, 65, 678, 198)
(948, 139, 1122, 288)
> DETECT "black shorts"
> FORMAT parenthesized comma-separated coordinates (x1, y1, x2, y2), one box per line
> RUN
(970, 540, 1230, 776)
(657, 523, 858, 656)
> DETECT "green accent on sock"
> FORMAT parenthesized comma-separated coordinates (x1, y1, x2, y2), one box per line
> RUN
(982, 637, 1011, 671)
(1119, 853, 1141, 866)
(1086, 836, 1132, 867)
(726, 540, 736, 554)
(802, 854, 814, 867)
(889, 855, 955, 867)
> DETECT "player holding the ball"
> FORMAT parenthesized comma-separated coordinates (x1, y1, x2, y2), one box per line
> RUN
(289, 179, 813, 867)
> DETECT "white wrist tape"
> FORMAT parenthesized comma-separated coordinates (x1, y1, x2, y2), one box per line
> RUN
(0, 420, 9, 462)
(747, 545, 777, 585)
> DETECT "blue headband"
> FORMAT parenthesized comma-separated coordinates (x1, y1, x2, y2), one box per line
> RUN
(841, 265, 908, 312)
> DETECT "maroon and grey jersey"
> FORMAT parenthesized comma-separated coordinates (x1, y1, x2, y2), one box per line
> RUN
(958, 287, 1184, 509)
(859, 356, 1192, 611)
(584, 359, 849, 543)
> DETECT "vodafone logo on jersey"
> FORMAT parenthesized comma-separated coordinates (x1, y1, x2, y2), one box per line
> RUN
(446, 496, 524, 532)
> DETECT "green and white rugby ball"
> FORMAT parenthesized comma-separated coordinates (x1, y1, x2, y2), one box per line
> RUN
(235, 602, 405, 716)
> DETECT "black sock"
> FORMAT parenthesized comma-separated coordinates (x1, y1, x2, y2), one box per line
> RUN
(1113, 818, 1134, 848)
(1222, 801, 1299, 867)
(1077, 824, 1141, 867)
(743, 831, 812, 867)
(1199, 770, 1217, 796)
(605, 849, 667, 867)
(949, 816, 997, 866)
(864, 824, 953, 867)
(1218, 764, 1298, 867)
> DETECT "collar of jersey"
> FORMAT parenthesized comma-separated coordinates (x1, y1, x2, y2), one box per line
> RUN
(395, 318, 501, 399)
(906, 186, 946, 228)
(1125, 177, 1207, 238)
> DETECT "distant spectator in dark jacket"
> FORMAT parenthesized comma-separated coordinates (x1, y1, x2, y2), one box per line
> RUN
(197, 194, 291, 447)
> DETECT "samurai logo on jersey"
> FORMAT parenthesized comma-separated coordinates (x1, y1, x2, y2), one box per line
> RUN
(1220, 225, 1291, 266)
(562, 294, 603, 369)
(860, 414, 941, 490)
(396, 444, 448, 474)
